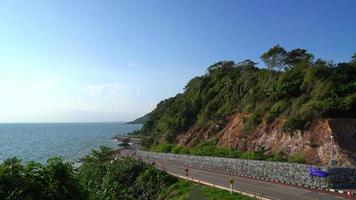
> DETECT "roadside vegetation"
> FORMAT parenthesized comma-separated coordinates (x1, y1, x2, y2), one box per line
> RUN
(150, 141, 306, 164)
(0, 157, 85, 200)
(0, 146, 254, 200)
(159, 179, 255, 200)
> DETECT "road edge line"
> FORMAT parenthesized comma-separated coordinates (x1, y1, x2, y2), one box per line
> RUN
(167, 172, 272, 200)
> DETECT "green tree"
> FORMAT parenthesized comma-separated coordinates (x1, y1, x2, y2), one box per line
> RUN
(283, 48, 314, 69)
(78, 146, 114, 200)
(133, 167, 177, 200)
(260, 45, 287, 70)
(43, 157, 85, 200)
(351, 53, 356, 63)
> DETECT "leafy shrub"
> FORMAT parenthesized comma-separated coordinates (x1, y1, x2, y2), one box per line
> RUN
(283, 114, 309, 132)
(133, 168, 177, 200)
(152, 143, 176, 153)
(0, 157, 86, 200)
(266, 100, 290, 123)
(244, 110, 263, 130)
(266, 151, 288, 162)
(287, 153, 306, 164)
(79, 147, 179, 200)
(240, 152, 258, 160)
(140, 136, 154, 149)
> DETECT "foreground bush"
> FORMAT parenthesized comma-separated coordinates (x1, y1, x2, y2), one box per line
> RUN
(0, 157, 86, 200)
(78, 146, 178, 200)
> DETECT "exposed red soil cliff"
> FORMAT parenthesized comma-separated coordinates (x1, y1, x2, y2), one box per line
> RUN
(177, 113, 356, 166)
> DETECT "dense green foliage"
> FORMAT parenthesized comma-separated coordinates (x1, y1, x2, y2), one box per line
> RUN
(1, 147, 254, 199)
(151, 141, 241, 158)
(0, 147, 171, 200)
(151, 141, 305, 164)
(140, 46, 356, 148)
(78, 146, 177, 200)
(0, 157, 85, 200)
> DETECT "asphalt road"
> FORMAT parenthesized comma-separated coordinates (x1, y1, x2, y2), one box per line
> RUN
(119, 148, 352, 200)
(154, 161, 349, 200)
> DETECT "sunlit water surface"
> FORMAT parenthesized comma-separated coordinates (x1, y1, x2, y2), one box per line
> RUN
(0, 123, 141, 163)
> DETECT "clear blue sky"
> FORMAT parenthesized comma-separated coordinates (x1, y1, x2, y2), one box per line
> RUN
(0, 0, 355, 122)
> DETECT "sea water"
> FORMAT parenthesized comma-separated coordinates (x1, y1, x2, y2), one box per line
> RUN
(0, 123, 141, 163)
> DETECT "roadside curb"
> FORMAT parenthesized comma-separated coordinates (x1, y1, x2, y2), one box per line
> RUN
(327, 188, 354, 195)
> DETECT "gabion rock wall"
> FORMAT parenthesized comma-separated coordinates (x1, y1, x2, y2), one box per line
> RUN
(137, 151, 356, 189)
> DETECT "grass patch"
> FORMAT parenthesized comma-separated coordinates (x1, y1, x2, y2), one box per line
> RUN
(151, 142, 306, 164)
(159, 179, 255, 200)
(200, 184, 255, 200)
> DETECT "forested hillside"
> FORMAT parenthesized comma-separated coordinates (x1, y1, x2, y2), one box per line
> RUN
(127, 113, 150, 124)
(139, 46, 356, 159)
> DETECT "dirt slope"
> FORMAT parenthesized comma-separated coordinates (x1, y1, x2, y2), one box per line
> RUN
(177, 113, 356, 166)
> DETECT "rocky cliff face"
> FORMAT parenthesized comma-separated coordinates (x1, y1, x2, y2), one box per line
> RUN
(177, 113, 356, 166)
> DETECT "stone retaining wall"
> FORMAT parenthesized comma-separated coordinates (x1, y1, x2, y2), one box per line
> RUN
(137, 151, 356, 189)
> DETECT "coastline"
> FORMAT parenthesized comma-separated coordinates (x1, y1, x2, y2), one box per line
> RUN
(0, 123, 142, 164)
